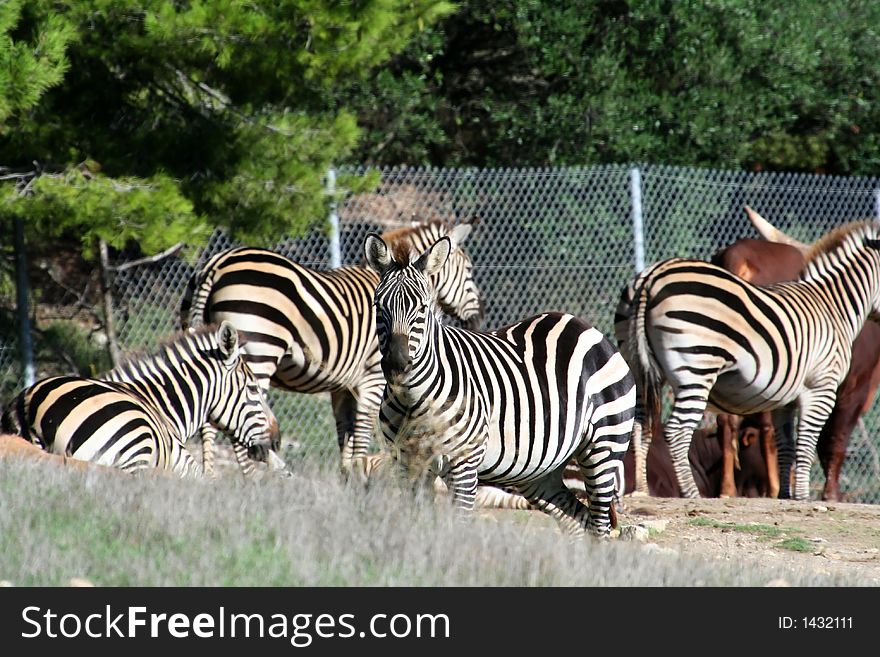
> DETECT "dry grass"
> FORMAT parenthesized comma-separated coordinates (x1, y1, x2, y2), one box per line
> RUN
(0, 452, 864, 587)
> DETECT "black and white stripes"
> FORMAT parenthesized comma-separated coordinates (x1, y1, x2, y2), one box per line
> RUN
(1, 323, 279, 476)
(615, 221, 880, 500)
(365, 233, 635, 537)
(179, 220, 484, 475)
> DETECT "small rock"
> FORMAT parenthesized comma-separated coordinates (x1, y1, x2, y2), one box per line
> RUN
(639, 519, 668, 534)
(619, 525, 650, 542)
(809, 537, 827, 543)
(812, 505, 829, 513)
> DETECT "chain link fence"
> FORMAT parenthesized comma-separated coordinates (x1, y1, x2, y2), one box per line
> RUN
(3, 163, 880, 501)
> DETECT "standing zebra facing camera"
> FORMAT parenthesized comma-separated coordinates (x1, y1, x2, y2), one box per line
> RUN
(364, 233, 636, 538)
(615, 219, 880, 501)
(1, 322, 279, 476)
(179, 220, 484, 477)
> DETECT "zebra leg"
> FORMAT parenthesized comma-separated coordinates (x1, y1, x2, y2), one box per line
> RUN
(232, 441, 258, 478)
(200, 424, 218, 478)
(792, 388, 837, 500)
(331, 389, 359, 473)
(349, 381, 384, 470)
(349, 452, 393, 487)
(519, 468, 592, 539)
(630, 418, 650, 495)
(442, 448, 485, 513)
(774, 410, 796, 499)
(664, 395, 709, 498)
(172, 438, 201, 478)
(474, 486, 533, 511)
(573, 442, 626, 536)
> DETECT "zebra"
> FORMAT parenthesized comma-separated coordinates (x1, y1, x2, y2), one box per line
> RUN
(1, 322, 279, 476)
(179, 219, 484, 476)
(364, 232, 636, 538)
(614, 219, 880, 500)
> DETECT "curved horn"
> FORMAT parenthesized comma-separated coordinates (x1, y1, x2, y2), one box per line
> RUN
(744, 206, 810, 253)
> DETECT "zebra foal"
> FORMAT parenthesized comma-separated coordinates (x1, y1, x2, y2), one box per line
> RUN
(364, 233, 635, 538)
(1, 322, 279, 476)
(179, 219, 484, 476)
(615, 219, 880, 500)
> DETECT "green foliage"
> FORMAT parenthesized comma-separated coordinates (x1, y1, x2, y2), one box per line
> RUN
(0, 167, 204, 254)
(0, 0, 456, 251)
(339, 0, 880, 175)
(0, 1, 73, 128)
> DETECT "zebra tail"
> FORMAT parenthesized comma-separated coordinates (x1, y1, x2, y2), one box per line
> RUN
(630, 273, 663, 440)
(178, 265, 214, 330)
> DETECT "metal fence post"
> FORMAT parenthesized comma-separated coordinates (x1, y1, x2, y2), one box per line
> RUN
(13, 217, 35, 387)
(630, 166, 646, 273)
(327, 167, 341, 268)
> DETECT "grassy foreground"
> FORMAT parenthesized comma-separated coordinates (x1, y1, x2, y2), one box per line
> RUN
(0, 455, 862, 587)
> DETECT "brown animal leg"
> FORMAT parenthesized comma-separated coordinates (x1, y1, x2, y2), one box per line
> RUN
(759, 413, 779, 498)
(717, 414, 739, 498)
(822, 448, 845, 502)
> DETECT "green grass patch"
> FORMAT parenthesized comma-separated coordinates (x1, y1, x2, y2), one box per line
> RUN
(687, 517, 785, 538)
(775, 537, 815, 553)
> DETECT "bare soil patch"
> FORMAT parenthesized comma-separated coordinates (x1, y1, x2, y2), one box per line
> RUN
(618, 495, 880, 585)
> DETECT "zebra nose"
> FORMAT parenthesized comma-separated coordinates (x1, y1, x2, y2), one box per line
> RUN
(463, 304, 484, 331)
(382, 333, 412, 379)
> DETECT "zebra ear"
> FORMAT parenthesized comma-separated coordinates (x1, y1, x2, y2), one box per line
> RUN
(416, 237, 451, 276)
(448, 222, 472, 248)
(364, 233, 392, 273)
(217, 321, 240, 363)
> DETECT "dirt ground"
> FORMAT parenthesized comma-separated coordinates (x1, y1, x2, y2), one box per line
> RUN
(616, 494, 880, 585)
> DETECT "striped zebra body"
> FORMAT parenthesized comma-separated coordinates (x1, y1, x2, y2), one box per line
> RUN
(2, 377, 198, 475)
(179, 220, 483, 475)
(1, 323, 279, 476)
(615, 221, 880, 500)
(365, 233, 635, 538)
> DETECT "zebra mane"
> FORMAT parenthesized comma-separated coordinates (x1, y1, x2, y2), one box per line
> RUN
(804, 219, 880, 267)
(380, 220, 452, 265)
(107, 324, 221, 378)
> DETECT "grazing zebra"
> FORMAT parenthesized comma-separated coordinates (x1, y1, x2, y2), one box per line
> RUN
(614, 219, 880, 500)
(1, 322, 279, 476)
(179, 219, 484, 476)
(364, 233, 636, 538)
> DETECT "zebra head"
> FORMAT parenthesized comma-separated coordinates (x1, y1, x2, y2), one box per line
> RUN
(430, 222, 484, 330)
(210, 321, 281, 459)
(381, 220, 485, 330)
(365, 233, 452, 384)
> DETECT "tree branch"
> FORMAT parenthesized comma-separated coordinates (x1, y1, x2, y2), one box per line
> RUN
(109, 242, 185, 272)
